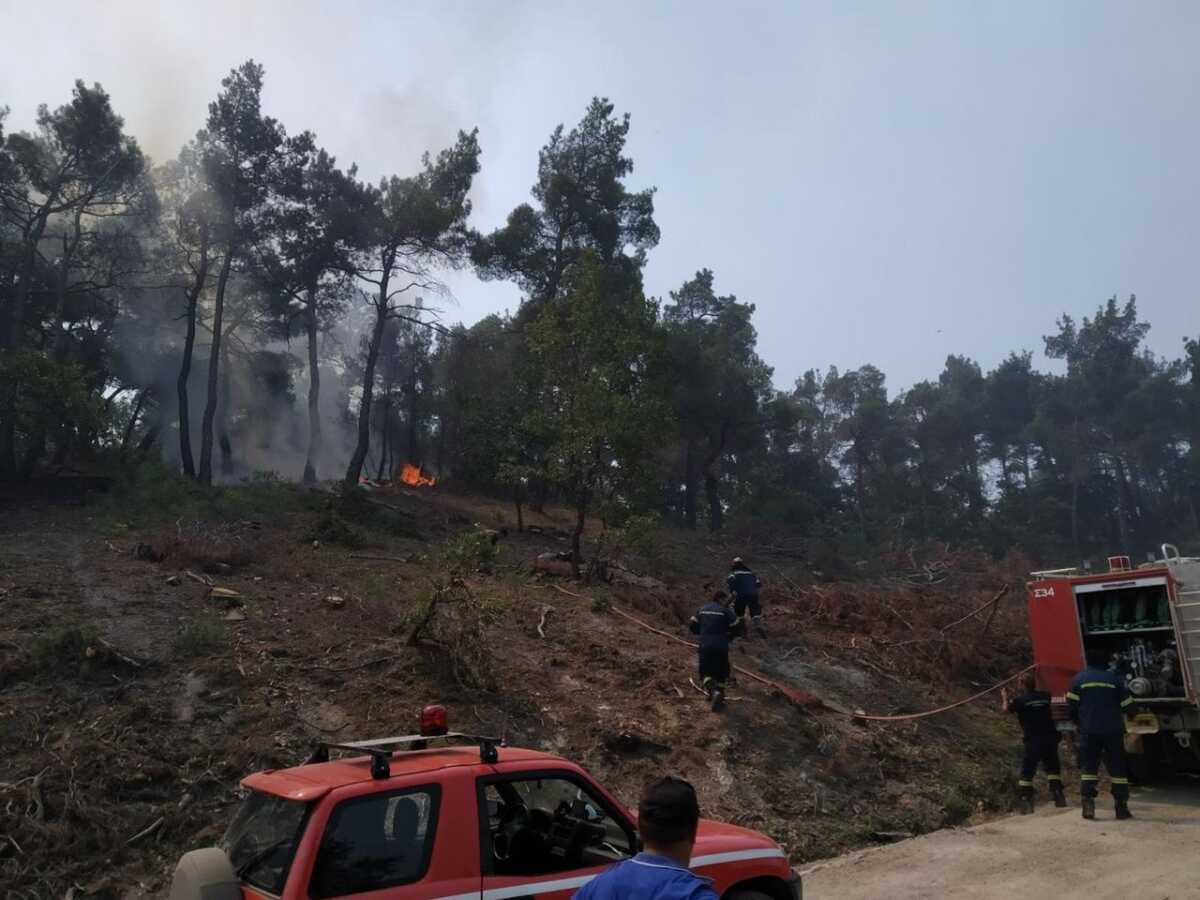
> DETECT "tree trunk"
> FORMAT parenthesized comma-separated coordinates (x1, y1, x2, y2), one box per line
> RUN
(704, 471, 723, 532)
(376, 400, 390, 481)
(120, 389, 148, 456)
(683, 438, 698, 529)
(176, 233, 207, 478)
(217, 340, 234, 476)
(198, 245, 234, 485)
(1112, 453, 1132, 555)
(571, 494, 588, 575)
(302, 289, 322, 483)
(344, 294, 390, 490)
(5, 209, 51, 351)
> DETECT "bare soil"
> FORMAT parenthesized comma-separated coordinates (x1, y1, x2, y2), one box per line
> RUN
(1, 478, 1049, 898)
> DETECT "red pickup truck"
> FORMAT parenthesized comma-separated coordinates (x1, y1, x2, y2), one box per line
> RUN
(169, 706, 801, 900)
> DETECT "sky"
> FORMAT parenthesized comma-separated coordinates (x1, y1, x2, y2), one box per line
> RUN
(2, 0, 1198, 391)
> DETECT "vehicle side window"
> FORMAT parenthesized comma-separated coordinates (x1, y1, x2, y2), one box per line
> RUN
(482, 775, 633, 878)
(310, 786, 439, 898)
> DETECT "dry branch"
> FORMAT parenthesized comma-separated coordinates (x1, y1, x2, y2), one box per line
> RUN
(537, 606, 554, 639)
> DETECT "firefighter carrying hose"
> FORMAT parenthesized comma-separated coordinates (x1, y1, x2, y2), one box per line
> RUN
(1001, 672, 1066, 813)
(727, 557, 765, 637)
(689, 590, 745, 711)
(1068, 647, 1134, 820)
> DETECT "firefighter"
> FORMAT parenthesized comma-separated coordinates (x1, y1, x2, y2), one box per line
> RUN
(688, 590, 745, 711)
(1002, 672, 1066, 813)
(726, 557, 765, 637)
(572, 776, 717, 900)
(1068, 647, 1134, 820)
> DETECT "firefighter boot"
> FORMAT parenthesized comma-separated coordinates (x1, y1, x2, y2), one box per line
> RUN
(1051, 784, 1067, 808)
(710, 684, 725, 712)
(1081, 796, 1095, 820)
(1115, 799, 1133, 820)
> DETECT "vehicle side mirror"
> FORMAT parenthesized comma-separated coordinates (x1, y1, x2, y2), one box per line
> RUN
(169, 848, 241, 900)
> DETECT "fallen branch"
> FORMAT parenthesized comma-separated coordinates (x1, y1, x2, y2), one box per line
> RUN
(349, 553, 411, 563)
(321, 656, 396, 673)
(126, 816, 164, 846)
(96, 637, 143, 669)
(537, 606, 554, 639)
(184, 570, 214, 587)
(28, 770, 45, 822)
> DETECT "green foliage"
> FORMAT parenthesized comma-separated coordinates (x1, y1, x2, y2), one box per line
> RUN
(440, 529, 499, 576)
(33, 626, 99, 675)
(175, 620, 225, 657)
(0, 352, 105, 474)
(524, 255, 670, 558)
(307, 507, 366, 548)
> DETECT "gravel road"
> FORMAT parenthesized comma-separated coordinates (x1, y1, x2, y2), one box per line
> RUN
(801, 783, 1200, 900)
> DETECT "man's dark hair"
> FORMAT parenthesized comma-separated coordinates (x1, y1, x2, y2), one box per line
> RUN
(1085, 647, 1110, 668)
(712, 589, 728, 603)
(1020, 672, 1037, 692)
(638, 776, 701, 846)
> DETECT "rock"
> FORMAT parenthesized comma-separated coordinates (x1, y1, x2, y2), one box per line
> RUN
(324, 595, 346, 610)
(204, 562, 233, 576)
(224, 609, 246, 622)
(165, 574, 181, 586)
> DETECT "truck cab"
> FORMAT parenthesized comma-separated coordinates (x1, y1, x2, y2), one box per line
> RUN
(169, 706, 801, 900)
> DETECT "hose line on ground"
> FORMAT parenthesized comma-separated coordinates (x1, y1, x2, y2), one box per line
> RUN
(551, 585, 1036, 723)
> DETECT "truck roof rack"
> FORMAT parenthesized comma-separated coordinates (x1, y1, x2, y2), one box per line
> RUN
(1030, 567, 1081, 578)
(307, 732, 502, 778)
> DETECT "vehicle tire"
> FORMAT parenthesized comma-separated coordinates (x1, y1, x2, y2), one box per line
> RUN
(727, 890, 773, 900)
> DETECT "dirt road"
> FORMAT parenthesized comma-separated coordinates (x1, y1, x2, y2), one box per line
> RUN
(801, 783, 1200, 900)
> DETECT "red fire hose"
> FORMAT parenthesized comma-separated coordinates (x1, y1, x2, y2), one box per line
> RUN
(553, 586, 1035, 723)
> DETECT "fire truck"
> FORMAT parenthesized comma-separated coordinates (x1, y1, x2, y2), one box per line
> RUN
(169, 705, 801, 900)
(1027, 544, 1200, 775)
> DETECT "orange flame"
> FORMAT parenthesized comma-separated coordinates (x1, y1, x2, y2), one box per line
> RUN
(399, 463, 436, 487)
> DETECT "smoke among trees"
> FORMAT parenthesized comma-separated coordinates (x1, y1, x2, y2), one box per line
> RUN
(1, 63, 1197, 563)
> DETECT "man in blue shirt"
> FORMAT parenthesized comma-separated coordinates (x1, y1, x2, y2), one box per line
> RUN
(1067, 647, 1134, 820)
(573, 777, 718, 900)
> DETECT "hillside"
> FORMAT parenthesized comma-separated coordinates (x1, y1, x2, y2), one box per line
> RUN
(0, 474, 1041, 898)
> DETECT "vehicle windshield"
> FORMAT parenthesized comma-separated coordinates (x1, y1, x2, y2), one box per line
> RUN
(221, 790, 310, 895)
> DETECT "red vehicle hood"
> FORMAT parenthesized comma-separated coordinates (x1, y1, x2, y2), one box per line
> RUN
(689, 817, 786, 868)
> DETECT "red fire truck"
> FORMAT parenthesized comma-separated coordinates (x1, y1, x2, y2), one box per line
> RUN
(168, 705, 801, 900)
(1027, 544, 1200, 774)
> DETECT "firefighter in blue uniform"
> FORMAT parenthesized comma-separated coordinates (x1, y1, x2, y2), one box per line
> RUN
(726, 557, 765, 637)
(1067, 647, 1134, 820)
(1003, 671, 1066, 813)
(688, 590, 745, 711)
(573, 777, 717, 900)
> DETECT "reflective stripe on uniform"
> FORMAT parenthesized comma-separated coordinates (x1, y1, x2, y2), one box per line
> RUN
(1080, 774, 1099, 781)
(1111, 778, 1129, 785)
(1120, 697, 1134, 707)
(1018, 780, 1033, 787)
(1047, 774, 1062, 781)
(1078, 682, 1117, 689)
(699, 610, 729, 616)
(1065, 692, 1080, 701)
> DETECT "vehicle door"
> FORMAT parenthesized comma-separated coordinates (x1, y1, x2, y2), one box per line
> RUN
(477, 768, 637, 900)
(285, 772, 481, 900)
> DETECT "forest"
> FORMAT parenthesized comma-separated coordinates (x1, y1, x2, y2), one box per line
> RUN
(1, 61, 1197, 565)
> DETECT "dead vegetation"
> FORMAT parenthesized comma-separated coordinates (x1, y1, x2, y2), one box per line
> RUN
(0, 483, 1038, 899)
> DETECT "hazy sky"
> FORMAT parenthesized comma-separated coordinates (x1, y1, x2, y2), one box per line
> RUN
(3, 0, 1197, 390)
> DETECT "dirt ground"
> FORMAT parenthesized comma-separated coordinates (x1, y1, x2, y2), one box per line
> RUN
(0, 476, 1048, 898)
(801, 782, 1200, 899)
